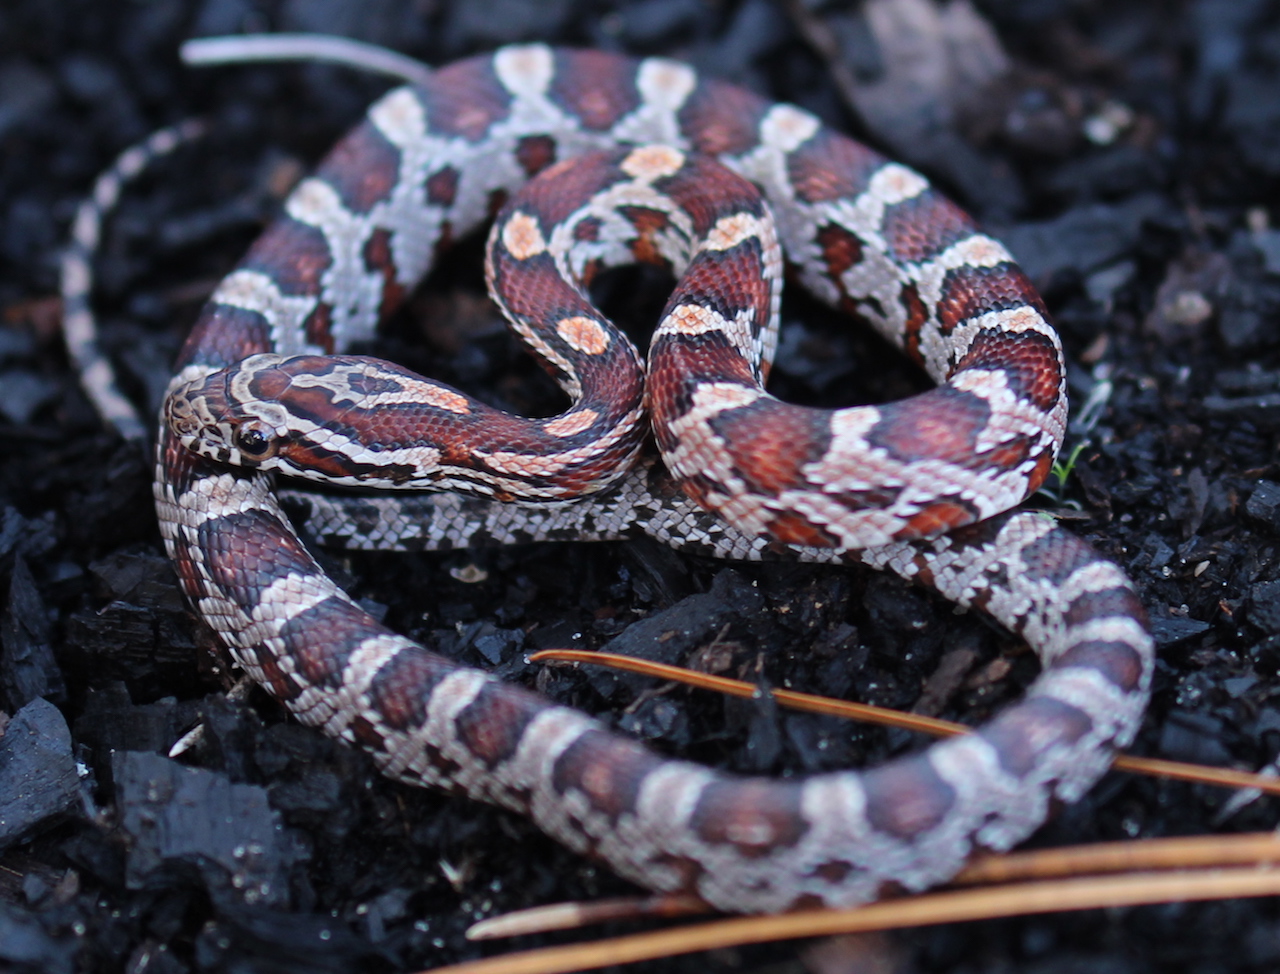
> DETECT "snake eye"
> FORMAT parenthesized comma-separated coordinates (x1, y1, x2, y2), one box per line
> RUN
(233, 420, 277, 462)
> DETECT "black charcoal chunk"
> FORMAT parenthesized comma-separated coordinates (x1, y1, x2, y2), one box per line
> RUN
(0, 697, 81, 849)
(1, 557, 65, 710)
(112, 750, 301, 907)
(0, 900, 77, 974)
(1246, 481, 1280, 533)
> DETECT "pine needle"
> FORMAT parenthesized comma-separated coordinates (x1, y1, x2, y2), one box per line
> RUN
(529, 649, 1280, 795)
(428, 867, 1280, 974)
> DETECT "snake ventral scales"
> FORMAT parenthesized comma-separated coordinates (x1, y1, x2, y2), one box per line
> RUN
(75, 44, 1153, 913)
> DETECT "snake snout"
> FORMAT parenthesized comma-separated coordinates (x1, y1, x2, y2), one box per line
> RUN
(164, 382, 213, 441)
(163, 390, 200, 439)
(163, 373, 242, 461)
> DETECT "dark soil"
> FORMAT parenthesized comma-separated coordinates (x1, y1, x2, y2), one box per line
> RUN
(3, 1, 1280, 972)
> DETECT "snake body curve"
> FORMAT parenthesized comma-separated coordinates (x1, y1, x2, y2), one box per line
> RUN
(153, 45, 1153, 912)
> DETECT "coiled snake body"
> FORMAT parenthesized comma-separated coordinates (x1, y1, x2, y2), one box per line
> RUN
(148, 45, 1151, 912)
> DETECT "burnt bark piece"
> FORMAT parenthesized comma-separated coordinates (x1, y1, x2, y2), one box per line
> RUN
(0, 697, 81, 850)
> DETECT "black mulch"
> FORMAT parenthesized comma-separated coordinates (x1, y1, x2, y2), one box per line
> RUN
(3, 1, 1280, 971)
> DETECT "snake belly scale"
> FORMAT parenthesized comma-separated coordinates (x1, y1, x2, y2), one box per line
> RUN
(152, 44, 1152, 912)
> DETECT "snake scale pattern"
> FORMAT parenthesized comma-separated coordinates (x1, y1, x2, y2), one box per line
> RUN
(126, 45, 1153, 912)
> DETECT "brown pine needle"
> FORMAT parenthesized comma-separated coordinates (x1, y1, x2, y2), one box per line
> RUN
(529, 649, 1280, 796)
(1110, 754, 1280, 795)
(464, 833, 1280, 941)
(425, 867, 1280, 974)
(955, 832, 1280, 885)
(467, 895, 706, 941)
(528, 649, 963, 736)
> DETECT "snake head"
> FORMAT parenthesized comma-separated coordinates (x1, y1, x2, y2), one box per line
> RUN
(163, 353, 446, 487)
(164, 353, 293, 468)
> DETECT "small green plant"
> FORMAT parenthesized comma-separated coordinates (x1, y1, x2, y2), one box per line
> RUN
(1036, 440, 1088, 507)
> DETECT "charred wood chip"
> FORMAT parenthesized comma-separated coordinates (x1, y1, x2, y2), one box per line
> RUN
(112, 750, 301, 907)
(71, 683, 191, 789)
(0, 698, 81, 850)
(1, 556, 65, 711)
(1245, 481, 1280, 533)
